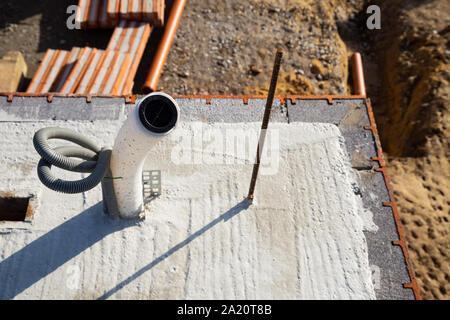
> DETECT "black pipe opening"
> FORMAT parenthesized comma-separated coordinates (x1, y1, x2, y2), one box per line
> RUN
(138, 94, 178, 134)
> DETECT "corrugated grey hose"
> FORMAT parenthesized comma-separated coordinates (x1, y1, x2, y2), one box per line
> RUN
(33, 127, 112, 194)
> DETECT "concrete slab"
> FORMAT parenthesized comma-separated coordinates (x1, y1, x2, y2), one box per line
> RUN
(0, 96, 415, 299)
(0, 119, 377, 299)
(287, 98, 415, 300)
(0, 96, 125, 121)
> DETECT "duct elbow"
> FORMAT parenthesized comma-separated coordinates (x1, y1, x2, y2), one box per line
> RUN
(110, 92, 180, 218)
(137, 92, 180, 135)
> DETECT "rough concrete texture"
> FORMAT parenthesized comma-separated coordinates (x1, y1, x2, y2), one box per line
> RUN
(0, 51, 27, 92)
(286, 99, 415, 300)
(0, 97, 415, 299)
(0, 118, 376, 299)
(0, 96, 125, 121)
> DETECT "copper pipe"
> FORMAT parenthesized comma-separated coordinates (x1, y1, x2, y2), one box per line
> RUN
(351, 52, 366, 97)
(142, 0, 186, 93)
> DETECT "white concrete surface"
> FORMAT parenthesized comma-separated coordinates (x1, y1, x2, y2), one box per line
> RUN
(0, 119, 377, 299)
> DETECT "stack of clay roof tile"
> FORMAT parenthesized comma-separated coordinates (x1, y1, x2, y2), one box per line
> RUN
(76, 0, 164, 29)
(27, 21, 151, 95)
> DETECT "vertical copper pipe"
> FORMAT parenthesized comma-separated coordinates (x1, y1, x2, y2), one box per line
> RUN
(351, 52, 366, 97)
(142, 0, 186, 93)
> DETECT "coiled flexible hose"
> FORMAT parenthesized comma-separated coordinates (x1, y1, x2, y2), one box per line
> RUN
(33, 127, 111, 194)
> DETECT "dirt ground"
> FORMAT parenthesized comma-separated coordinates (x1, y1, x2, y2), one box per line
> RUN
(368, 0, 449, 300)
(0, 0, 448, 299)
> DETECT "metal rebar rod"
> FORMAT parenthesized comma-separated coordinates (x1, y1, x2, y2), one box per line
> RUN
(247, 48, 283, 201)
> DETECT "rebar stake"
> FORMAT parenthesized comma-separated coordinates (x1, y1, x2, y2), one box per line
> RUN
(247, 48, 283, 201)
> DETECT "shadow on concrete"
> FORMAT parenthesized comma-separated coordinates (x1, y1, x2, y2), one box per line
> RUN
(0, 202, 139, 300)
(98, 198, 251, 300)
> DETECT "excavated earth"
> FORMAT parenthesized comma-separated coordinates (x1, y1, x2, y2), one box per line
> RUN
(0, 0, 448, 299)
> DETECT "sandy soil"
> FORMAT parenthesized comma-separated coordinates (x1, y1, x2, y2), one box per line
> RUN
(0, 0, 448, 299)
(366, 0, 450, 300)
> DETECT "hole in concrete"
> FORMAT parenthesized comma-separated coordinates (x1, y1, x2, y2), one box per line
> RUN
(0, 197, 30, 221)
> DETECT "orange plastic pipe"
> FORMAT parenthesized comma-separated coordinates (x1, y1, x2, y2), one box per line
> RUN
(351, 52, 366, 97)
(142, 0, 186, 93)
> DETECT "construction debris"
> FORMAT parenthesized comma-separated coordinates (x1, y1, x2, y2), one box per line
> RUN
(107, 21, 152, 94)
(76, 0, 164, 29)
(26, 21, 151, 95)
(27, 0, 160, 95)
(0, 51, 27, 93)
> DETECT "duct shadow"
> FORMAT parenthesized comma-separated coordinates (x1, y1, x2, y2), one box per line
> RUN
(0, 202, 139, 300)
(98, 198, 251, 300)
